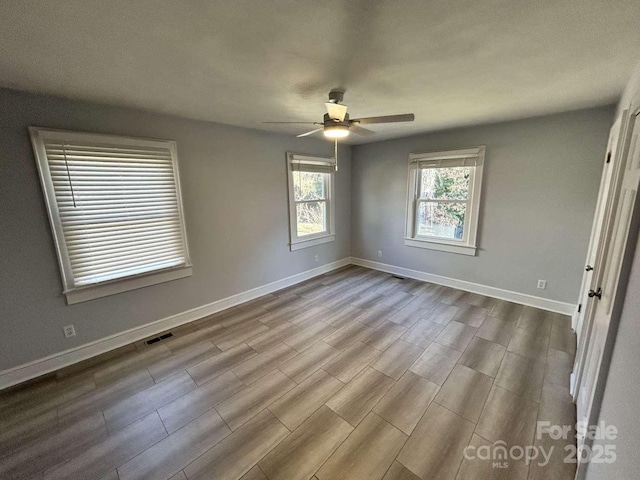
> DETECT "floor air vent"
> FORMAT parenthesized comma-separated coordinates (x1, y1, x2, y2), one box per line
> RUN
(146, 332, 174, 345)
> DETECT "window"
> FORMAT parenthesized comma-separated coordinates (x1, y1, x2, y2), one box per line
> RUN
(405, 146, 485, 255)
(287, 153, 336, 251)
(29, 127, 192, 304)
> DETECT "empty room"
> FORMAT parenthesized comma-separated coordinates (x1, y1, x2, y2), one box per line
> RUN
(2, 1, 640, 479)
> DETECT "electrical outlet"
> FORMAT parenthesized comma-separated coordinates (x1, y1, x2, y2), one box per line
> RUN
(63, 325, 76, 338)
(314, 254, 319, 262)
(377, 250, 383, 258)
(537, 280, 547, 290)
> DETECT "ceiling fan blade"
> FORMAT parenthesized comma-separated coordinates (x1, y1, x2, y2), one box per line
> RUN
(325, 103, 348, 122)
(262, 121, 320, 124)
(351, 113, 415, 125)
(296, 128, 323, 138)
(351, 125, 375, 136)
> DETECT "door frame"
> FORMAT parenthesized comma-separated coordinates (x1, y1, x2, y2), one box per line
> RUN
(575, 104, 640, 479)
(571, 112, 628, 399)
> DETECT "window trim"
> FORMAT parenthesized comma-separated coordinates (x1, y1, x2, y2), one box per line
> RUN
(29, 127, 192, 304)
(286, 153, 336, 251)
(404, 146, 485, 256)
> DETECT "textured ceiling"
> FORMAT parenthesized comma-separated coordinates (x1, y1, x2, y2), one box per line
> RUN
(1, 0, 640, 144)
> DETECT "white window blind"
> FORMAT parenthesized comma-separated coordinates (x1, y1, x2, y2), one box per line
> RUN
(290, 159, 336, 173)
(409, 149, 480, 169)
(411, 156, 478, 169)
(30, 128, 191, 299)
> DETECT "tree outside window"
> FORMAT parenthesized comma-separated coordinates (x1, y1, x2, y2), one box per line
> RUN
(418, 166, 471, 240)
(293, 171, 328, 236)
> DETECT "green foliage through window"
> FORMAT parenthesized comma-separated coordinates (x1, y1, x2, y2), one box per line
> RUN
(294, 171, 327, 236)
(418, 167, 471, 239)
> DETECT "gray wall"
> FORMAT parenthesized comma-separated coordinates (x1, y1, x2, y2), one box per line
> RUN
(351, 106, 614, 304)
(616, 62, 640, 118)
(585, 232, 640, 480)
(0, 88, 351, 371)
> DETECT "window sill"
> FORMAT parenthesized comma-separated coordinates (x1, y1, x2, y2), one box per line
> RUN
(64, 265, 193, 305)
(404, 237, 477, 256)
(290, 234, 336, 251)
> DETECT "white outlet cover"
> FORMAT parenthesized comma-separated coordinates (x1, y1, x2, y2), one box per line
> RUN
(377, 250, 383, 257)
(537, 280, 547, 289)
(63, 325, 76, 338)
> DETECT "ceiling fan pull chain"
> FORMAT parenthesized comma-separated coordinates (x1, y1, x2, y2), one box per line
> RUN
(334, 138, 338, 172)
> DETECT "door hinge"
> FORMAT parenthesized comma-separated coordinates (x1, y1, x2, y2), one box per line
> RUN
(578, 303, 582, 313)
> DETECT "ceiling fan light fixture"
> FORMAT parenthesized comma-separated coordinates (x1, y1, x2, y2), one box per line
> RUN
(266, 91, 414, 139)
(323, 124, 349, 138)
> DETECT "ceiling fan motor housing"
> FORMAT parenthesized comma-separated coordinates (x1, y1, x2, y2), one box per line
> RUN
(323, 112, 350, 126)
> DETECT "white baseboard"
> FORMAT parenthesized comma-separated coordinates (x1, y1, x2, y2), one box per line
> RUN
(351, 257, 577, 316)
(0, 256, 578, 390)
(0, 258, 351, 390)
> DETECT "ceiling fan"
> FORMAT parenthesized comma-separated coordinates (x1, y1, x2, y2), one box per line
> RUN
(264, 90, 415, 139)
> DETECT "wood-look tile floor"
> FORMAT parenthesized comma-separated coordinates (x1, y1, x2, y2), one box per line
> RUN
(0, 266, 577, 480)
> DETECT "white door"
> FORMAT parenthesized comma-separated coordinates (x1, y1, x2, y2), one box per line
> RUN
(571, 115, 625, 397)
(574, 123, 619, 345)
(575, 110, 640, 450)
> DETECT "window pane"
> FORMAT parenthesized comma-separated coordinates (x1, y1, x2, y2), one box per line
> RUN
(420, 167, 471, 200)
(296, 201, 326, 236)
(294, 171, 326, 201)
(417, 201, 466, 240)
